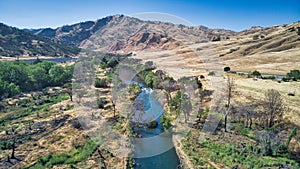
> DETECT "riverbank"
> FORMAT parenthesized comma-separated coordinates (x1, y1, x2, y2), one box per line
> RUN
(173, 136, 194, 169)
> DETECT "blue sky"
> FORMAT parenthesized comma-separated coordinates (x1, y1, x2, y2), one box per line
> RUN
(0, 0, 299, 31)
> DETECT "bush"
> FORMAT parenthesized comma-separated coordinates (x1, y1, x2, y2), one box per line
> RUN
(253, 35, 259, 40)
(212, 36, 221, 41)
(224, 67, 231, 72)
(107, 58, 118, 68)
(24, 140, 99, 169)
(144, 61, 156, 70)
(128, 83, 142, 100)
(282, 77, 290, 82)
(160, 114, 171, 130)
(252, 70, 261, 77)
(138, 70, 158, 88)
(287, 69, 300, 80)
(94, 78, 107, 88)
(0, 80, 20, 99)
(96, 98, 107, 109)
(266, 76, 276, 80)
(208, 71, 215, 76)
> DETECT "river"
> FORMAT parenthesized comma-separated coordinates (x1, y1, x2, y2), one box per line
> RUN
(18, 57, 77, 64)
(132, 84, 181, 169)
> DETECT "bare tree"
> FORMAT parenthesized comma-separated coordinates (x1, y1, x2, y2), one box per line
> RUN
(263, 89, 284, 128)
(110, 97, 116, 118)
(224, 106, 231, 132)
(226, 76, 235, 107)
(6, 127, 18, 163)
(224, 76, 235, 132)
(259, 129, 282, 156)
(181, 92, 192, 123)
(63, 82, 73, 102)
(237, 104, 257, 128)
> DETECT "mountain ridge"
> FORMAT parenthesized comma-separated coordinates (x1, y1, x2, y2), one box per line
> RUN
(23, 15, 299, 55)
(2, 14, 300, 57)
(0, 23, 80, 57)
(26, 15, 235, 52)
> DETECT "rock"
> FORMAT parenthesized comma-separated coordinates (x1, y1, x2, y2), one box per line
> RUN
(147, 120, 158, 128)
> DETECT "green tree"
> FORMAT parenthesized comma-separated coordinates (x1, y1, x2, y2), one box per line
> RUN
(160, 112, 172, 130)
(287, 69, 300, 80)
(31, 66, 49, 89)
(0, 79, 20, 99)
(7, 83, 20, 97)
(0, 62, 29, 90)
(144, 72, 158, 88)
(49, 65, 68, 86)
(36, 61, 55, 73)
(252, 70, 261, 77)
(107, 58, 118, 68)
(128, 83, 142, 100)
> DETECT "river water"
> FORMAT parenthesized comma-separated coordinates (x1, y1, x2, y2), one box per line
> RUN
(18, 57, 77, 64)
(132, 85, 181, 169)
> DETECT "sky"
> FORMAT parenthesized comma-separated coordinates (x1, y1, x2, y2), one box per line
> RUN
(0, 0, 299, 31)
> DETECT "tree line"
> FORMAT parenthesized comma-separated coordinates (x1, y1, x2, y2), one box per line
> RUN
(0, 61, 73, 100)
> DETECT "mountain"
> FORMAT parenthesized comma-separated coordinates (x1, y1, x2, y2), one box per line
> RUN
(8, 14, 299, 66)
(108, 32, 182, 53)
(27, 15, 300, 58)
(221, 22, 300, 56)
(0, 23, 80, 57)
(28, 15, 235, 53)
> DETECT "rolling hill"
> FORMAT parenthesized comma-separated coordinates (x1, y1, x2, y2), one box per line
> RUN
(0, 23, 80, 57)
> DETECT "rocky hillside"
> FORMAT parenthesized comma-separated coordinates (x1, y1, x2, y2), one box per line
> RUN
(24, 15, 300, 57)
(0, 23, 80, 57)
(28, 15, 235, 52)
(108, 32, 182, 53)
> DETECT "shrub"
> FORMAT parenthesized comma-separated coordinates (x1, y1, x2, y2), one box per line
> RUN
(208, 71, 215, 76)
(94, 78, 107, 88)
(253, 35, 259, 40)
(160, 113, 171, 130)
(212, 36, 221, 41)
(144, 61, 156, 70)
(287, 69, 300, 80)
(96, 98, 107, 109)
(128, 83, 142, 100)
(107, 58, 118, 68)
(252, 70, 261, 77)
(224, 67, 231, 72)
(267, 76, 276, 80)
(24, 140, 99, 168)
(282, 77, 290, 82)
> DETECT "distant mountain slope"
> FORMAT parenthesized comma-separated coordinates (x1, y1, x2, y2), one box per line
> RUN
(216, 22, 300, 58)
(0, 23, 80, 57)
(26, 16, 115, 47)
